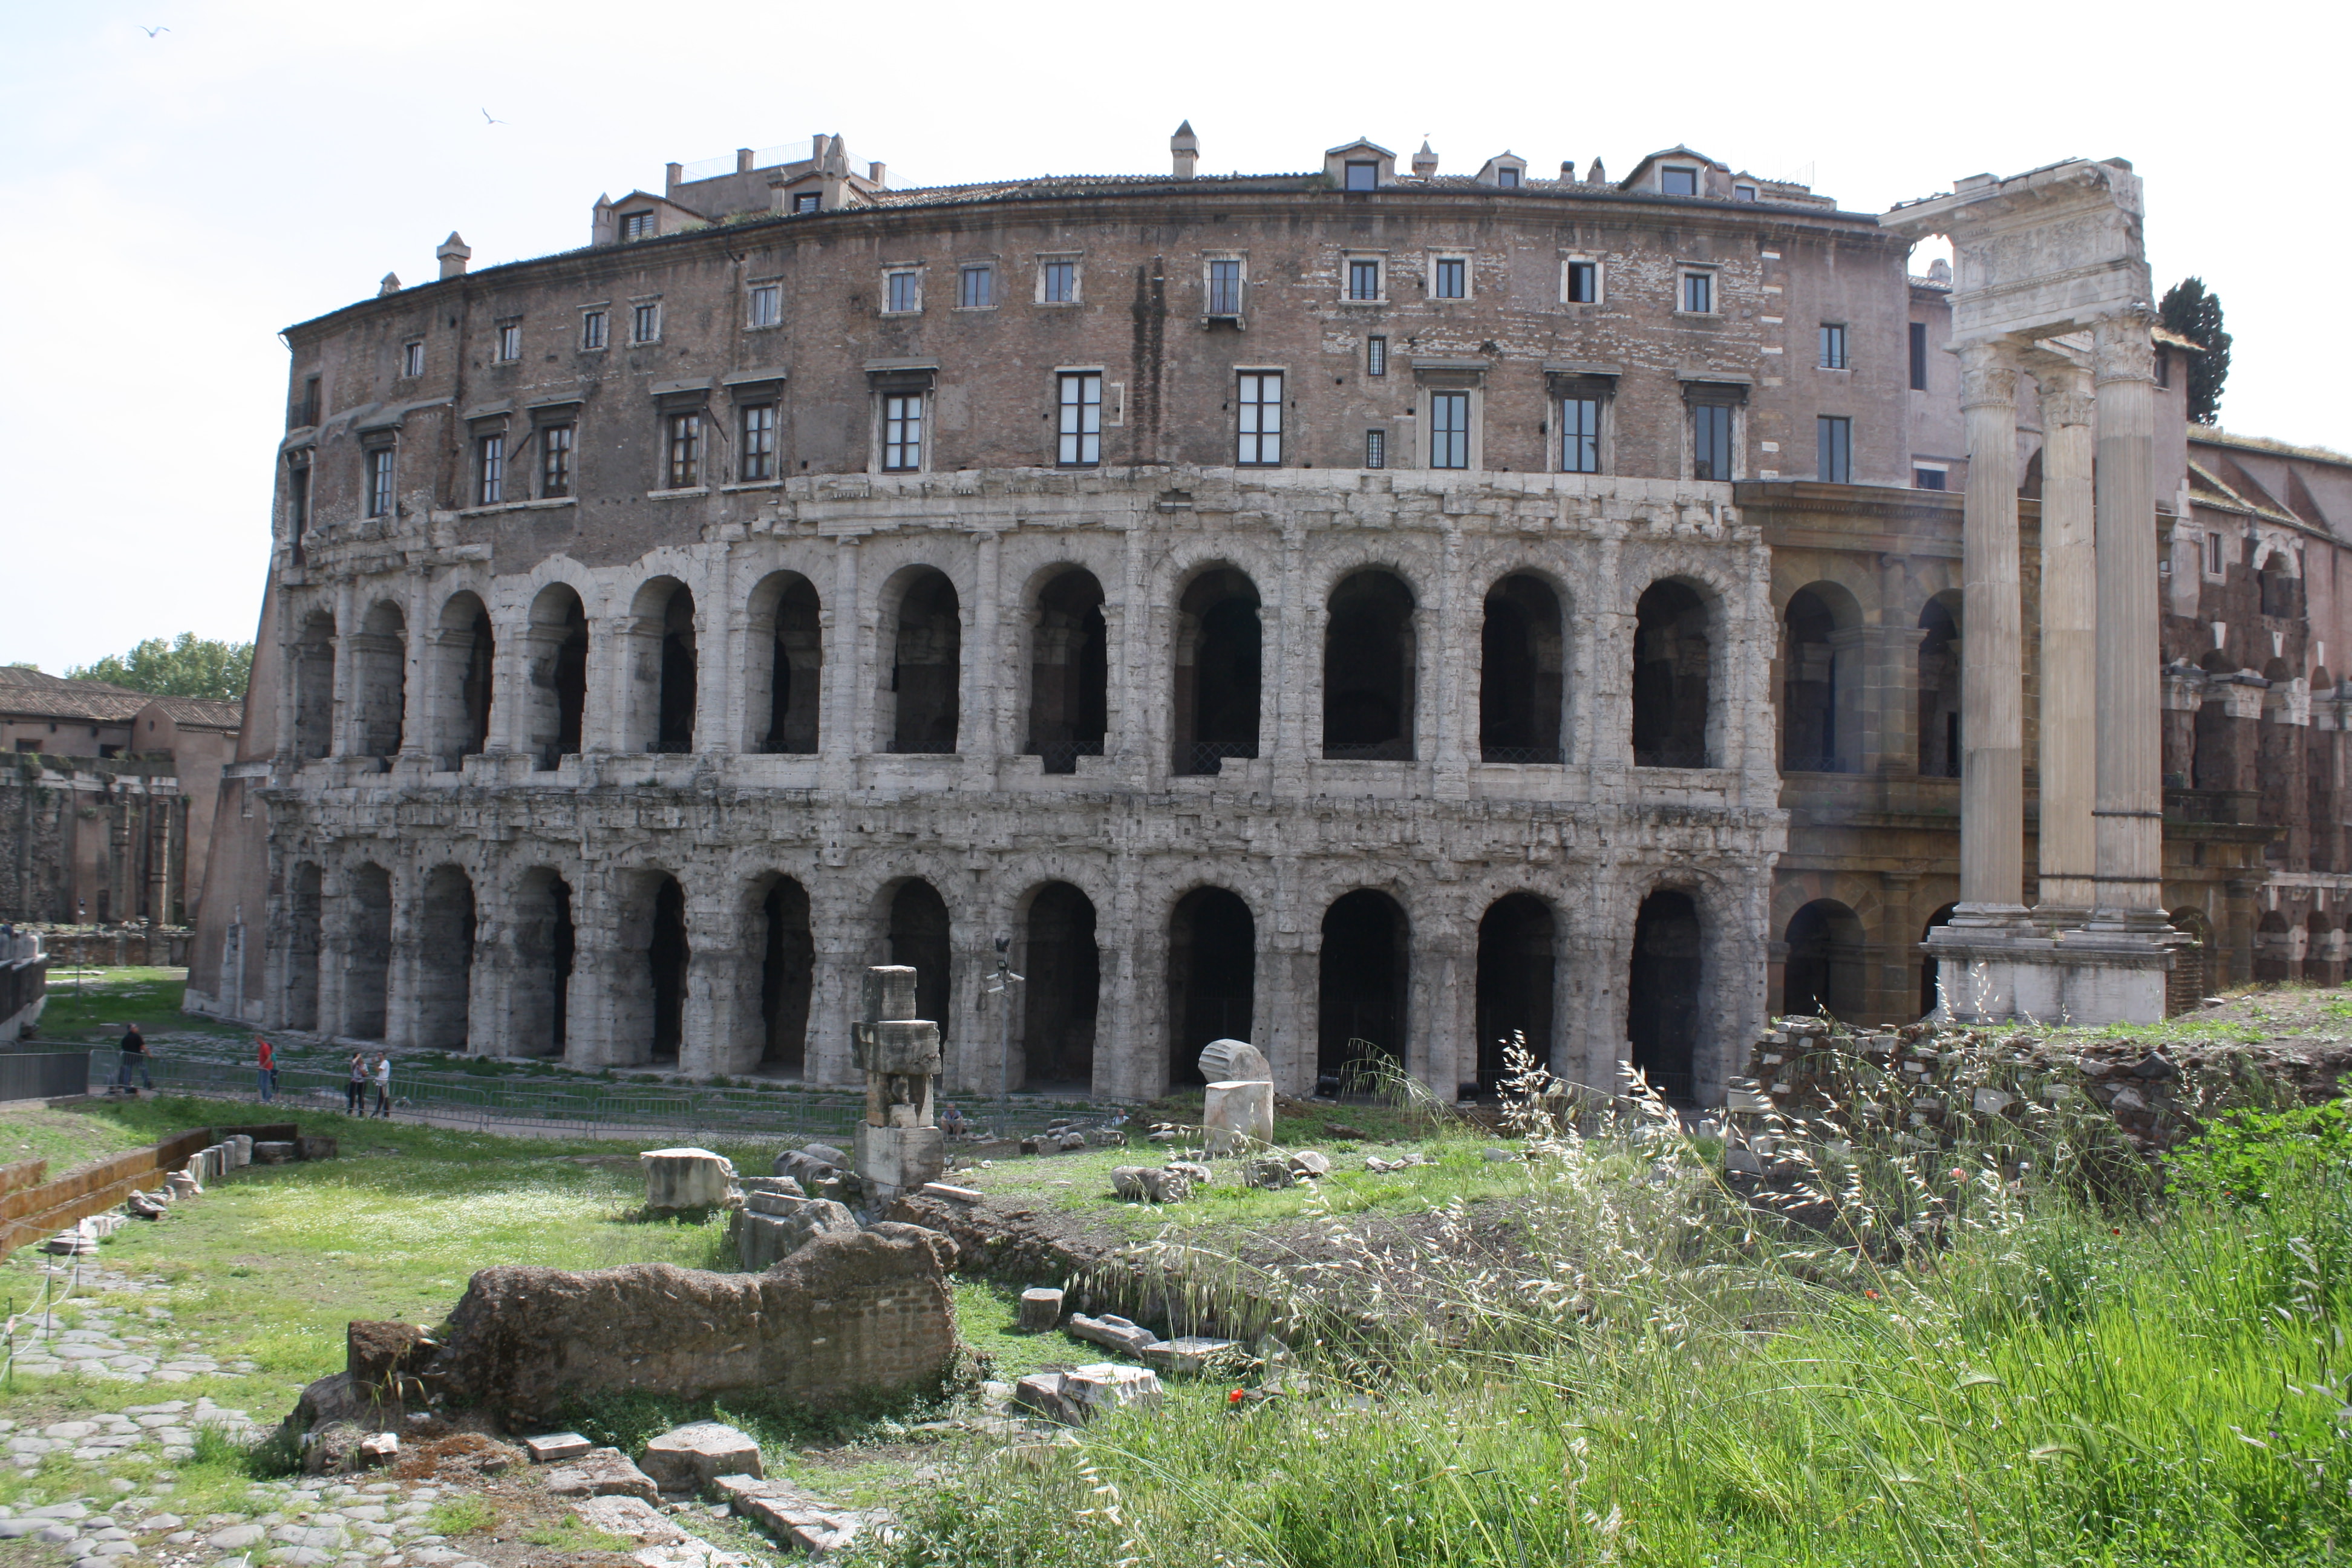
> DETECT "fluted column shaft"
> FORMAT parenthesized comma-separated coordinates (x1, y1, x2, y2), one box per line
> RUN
(2091, 312, 2167, 926)
(2034, 362, 2098, 916)
(1955, 338, 2028, 923)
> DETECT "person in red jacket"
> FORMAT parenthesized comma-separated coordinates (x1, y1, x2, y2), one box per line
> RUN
(254, 1036, 277, 1103)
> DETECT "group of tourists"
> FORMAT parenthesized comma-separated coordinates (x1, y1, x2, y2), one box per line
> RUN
(346, 1049, 392, 1117)
(108, 1027, 394, 1120)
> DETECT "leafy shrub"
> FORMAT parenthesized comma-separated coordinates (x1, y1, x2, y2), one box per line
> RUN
(2169, 1099, 2352, 1204)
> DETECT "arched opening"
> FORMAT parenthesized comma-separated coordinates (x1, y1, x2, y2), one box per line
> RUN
(2308, 912, 2340, 987)
(1781, 585, 1860, 773)
(284, 861, 321, 1030)
(1627, 889, 1699, 1101)
(1919, 902, 1957, 1017)
(2168, 906, 2216, 1007)
(1323, 570, 1417, 760)
(1782, 898, 1863, 1020)
(1027, 570, 1108, 773)
(1917, 595, 1962, 777)
(2253, 908, 2295, 984)
(1168, 887, 1254, 1086)
(430, 592, 494, 769)
(757, 875, 813, 1075)
(890, 570, 961, 754)
(291, 611, 335, 762)
(1318, 889, 1409, 1088)
(1022, 882, 1099, 1089)
(747, 573, 822, 754)
(353, 601, 408, 760)
(344, 862, 392, 1040)
(2192, 678, 2240, 792)
(626, 579, 697, 754)
(1480, 575, 1564, 763)
(1632, 581, 1710, 768)
(524, 584, 588, 769)
(2258, 553, 2299, 618)
(1475, 892, 1555, 1092)
(1174, 567, 1263, 776)
(416, 864, 475, 1050)
(648, 874, 689, 1059)
(887, 879, 953, 1036)
(511, 867, 573, 1057)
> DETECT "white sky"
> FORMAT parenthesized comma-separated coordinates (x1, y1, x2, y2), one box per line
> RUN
(3, 0, 2344, 673)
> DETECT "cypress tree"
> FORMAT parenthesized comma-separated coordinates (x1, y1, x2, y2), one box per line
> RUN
(2159, 276, 2232, 425)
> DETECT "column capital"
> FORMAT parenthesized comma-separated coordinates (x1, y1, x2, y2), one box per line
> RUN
(2027, 359, 2096, 428)
(1956, 337, 2023, 409)
(2091, 310, 2156, 386)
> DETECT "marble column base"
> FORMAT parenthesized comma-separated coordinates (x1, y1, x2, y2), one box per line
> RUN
(1927, 926, 2174, 1027)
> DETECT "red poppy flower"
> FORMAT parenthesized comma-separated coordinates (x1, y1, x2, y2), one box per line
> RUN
(1229, 1388, 1247, 1405)
(1863, 1289, 1880, 1300)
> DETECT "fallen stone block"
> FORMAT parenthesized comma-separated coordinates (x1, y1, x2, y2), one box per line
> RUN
(1971, 1087, 2016, 1115)
(252, 1142, 298, 1165)
(1240, 1157, 1295, 1190)
(739, 1175, 804, 1198)
(1197, 1039, 1272, 1082)
(1203, 1079, 1275, 1155)
(1066, 1313, 1159, 1357)
(1016, 1286, 1065, 1332)
(347, 1321, 435, 1398)
(523, 1432, 592, 1464)
(713, 1477, 878, 1556)
(1287, 1149, 1332, 1177)
(1111, 1166, 1192, 1204)
(641, 1148, 735, 1212)
(571, 1493, 690, 1544)
(918, 1181, 984, 1204)
(641, 1420, 763, 1492)
(856, 1122, 947, 1194)
(1012, 1371, 1080, 1423)
(1056, 1132, 1088, 1152)
(773, 1148, 841, 1188)
(354, 1431, 399, 1469)
(296, 1135, 338, 1161)
(1480, 1146, 1520, 1162)
(543, 1446, 661, 1503)
(1164, 1160, 1212, 1185)
(1141, 1336, 1239, 1376)
(732, 1195, 858, 1270)
(1063, 1362, 1164, 1417)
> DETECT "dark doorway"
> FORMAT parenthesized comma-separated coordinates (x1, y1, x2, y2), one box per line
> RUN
(1475, 893, 1555, 1091)
(759, 575, 822, 754)
(1324, 571, 1416, 760)
(1783, 898, 1863, 1019)
(1174, 569, 1261, 775)
(345, 863, 392, 1040)
(292, 612, 335, 762)
(648, 875, 688, 1059)
(1919, 903, 1956, 1018)
(1918, 596, 1961, 778)
(892, 571, 962, 753)
(417, 864, 474, 1050)
(513, 868, 572, 1055)
(1319, 889, 1409, 1085)
(759, 877, 813, 1074)
(1782, 589, 1839, 773)
(656, 586, 697, 753)
(1632, 581, 1709, 767)
(355, 602, 408, 759)
(433, 593, 494, 768)
(1480, 575, 1564, 763)
(1028, 571, 1108, 773)
(1627, 889, 1699, 1100)
(528, 585, 588, 769)
(888, 880, 953, 1034)
(1168, 887, 1254, 1085)
(286, 861, 322, 1030)
(1022, 882, 1099, 1088)
(551, 877, 573, 1052)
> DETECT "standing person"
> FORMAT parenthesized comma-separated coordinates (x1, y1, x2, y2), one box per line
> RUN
(253, 1036, 276, 1103)
(372, 1052, 393, 1119)
(346, 1050, 368, 1116)
(115, 1024, 152, 1094)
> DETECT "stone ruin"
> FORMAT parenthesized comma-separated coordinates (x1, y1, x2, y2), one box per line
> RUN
(851, 965, 947, 1200)
(1198, 1037, 1275, 1155)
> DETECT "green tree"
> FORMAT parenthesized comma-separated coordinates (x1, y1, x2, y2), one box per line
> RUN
(2158, 276, 2232, 425)
(67, 633, 253, 702)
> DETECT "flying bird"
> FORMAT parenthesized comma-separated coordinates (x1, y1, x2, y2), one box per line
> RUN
(482, 108, 506, 125)
(139, 24, 169, 36)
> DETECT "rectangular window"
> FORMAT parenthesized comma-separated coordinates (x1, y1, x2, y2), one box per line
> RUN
(1366, 335, 1387, 376)
(401, 340, 423, 378)
(476, 433, 505, 505)
(740, 404, 777, 481)
(2155, 348, 2171, 388)
(1433, 256, 1466, 299)
(1908, 321, 1928, 390)
(882, 393, 923, 471)
(299, 375, 321, 428)
(2206, 531, 2226, 576)
(1057, 372, 1102, 466)
(540, 423, 573, 497)
(287, 463, 310, 536)
(581, 310, 608, 351)
(1564, 260, 1598, 304)
(1734, 184, 1757, 201)
(886, 271, 920, 313)
(496, 322, 520, 362)
(1559, 397, 1601, 474)
(748, 284, 780, 328)
(632, 302, 660, 343)
(1496, 165, 1521, 189)
(1207, 259, 1243, 316)
(666, 412, 701, 488)
(1691, 404, 1732, 482)
(1817, 416, 1852, 483)
(1236, 371, 1282, 465)
(1661, 165, 1699, 197)
(365, 448, 394, 517)
(621, 211, 655, 241)
(792, 192, 822, 214)
(1364, 428, 1386, 468)
(1681, 271, 1714, 313)
(1041, 260, 1077, 303)
(959, 264, 994, 308)
(1819, 323, 1847, 370)
(1348, 258, 1382, 301)
(1345, 160, 1377, 191)
(1912, 465, 1947, 491)
(1429, 390, 1470, 469)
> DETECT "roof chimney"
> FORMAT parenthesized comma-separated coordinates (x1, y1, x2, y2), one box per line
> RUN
(1586, 157, 1607, 186)
(1412, 140, 1438, 178)
(436, 232, 471, 281)
(736, 147, 754, 174)
(379, 272, 402, 296)
(1560, 160, 1576, 183)
(1171, 120, 1199, 179)
(1928, 258, 1953, 287)
(868, 161, 887, 186)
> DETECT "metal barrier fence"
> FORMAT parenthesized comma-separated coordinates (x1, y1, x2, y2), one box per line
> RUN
(0, 1053, 90, 1103)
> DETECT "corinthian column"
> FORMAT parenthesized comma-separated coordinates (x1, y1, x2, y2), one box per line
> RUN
(2030, 359, 2097, 920)
(1952, 338, 2030, 927)
(2089, 311, 2167, 929)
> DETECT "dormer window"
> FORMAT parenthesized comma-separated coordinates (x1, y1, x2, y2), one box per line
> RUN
(620, 211, 655, 241)
(1660, 165, 1699, 197)
(1345, 161, 1378, 192)
(791, 192, 821, 214)
(1734, 184, 1757, 201)
(1497, 166, 1521, 189)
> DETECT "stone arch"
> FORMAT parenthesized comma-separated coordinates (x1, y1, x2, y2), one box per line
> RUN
(290, 609, 336, 762)
(523, 583, 589, 769)
(284, 860, 322, 1030)
(1627, 886, 1701, 1099)
(352, 599, 408, 760)
(1782, 898, 1864, 1020)
(2254, 907, 2295, 984)
(1917, 591, 1963, 777)
(1318, 887, 1410, 1086)
(1174, 564, 1263, 776)
(2168, 905, 2216, 1004)
(1474, 891, 1555, 1091)
(428, 590, 495, 769)
(1167, 885, 1255, 1086)
(1632, 578, 1710, 768)
(1324, 570, 1417, 760)
(1480, 573, 1565, 763)
(625, 577, 697, 754)
(883, 568, 962, 754)
(1919, 901, 1958, 1017)
(1019, 881, 1099, 1089)
(1025, 568, 1108, 774)
(344, 861, 393, 1040)
(750, 872, 814, 1075)
(881, 877, 954, 1034)
(511, 866, 574, 1057)
(1781, 581, 1864, 774)
(745, 571, 822, 754)
(416, 863, 475, 1050)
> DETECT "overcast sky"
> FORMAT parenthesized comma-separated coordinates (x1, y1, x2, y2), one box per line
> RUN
(4, 0, 2343, 674)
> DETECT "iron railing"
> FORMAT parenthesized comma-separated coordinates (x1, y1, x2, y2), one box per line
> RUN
(0, 1053, 90, 1103)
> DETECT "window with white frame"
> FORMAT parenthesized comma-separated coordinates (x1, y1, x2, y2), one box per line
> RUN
(665, 412, 702, 488)
(495, 322, 521, 362)
(1820, 322, 1848, 370)
(958, 264, 994, 309)
(1236, 371, 1282, 465)
(1429, 390, 1471, 469)
(1207, 258, 1243, 316)
(1366, 335, 1387, 377)
(1344, 160, 1377, 191)
(1057, 372, 1102, 466)
(1679, 269, 1715, 314)
(401, 340, 424, 378)
(621, 211, 656, 241)
(740, 404, 777, 482)
(1040, 258, 1079, 304)
(539, 422, 573, 497)
(881, 393, 923, 471)
(1564, 260, 1599, 304)
(1496, 165, 1521, 189)
(1559, 396, 1602, 474)
(1734, 183, 1757, 201)
(1659, 165, 1699, 197)
(2206, 531, 2227, 577)
(1348, 257, 1382, 301)
(476, 433, 505, 506)
(632, 301, 661, 343)
(748, 284, 781, 328)
(1432, 256, 1468, 299)
(581, 310, 608, 351)
(1912, 462, 1947, 492)
(885, 270, 920, 314)
(365, 446, 395, 518)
